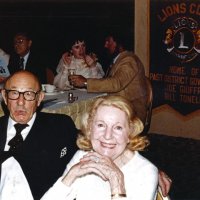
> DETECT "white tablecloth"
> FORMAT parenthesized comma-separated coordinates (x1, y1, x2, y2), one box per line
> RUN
(42, 89, 106, 128)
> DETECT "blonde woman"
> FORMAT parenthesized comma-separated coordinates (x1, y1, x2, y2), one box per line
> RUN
(41, 95, 158, 200)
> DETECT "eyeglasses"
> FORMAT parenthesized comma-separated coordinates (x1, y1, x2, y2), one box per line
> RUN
(14, 39, 27, 45)
(5, 90, 40, 101)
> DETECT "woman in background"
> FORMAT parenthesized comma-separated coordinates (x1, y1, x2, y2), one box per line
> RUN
(54, 39, 104, 90)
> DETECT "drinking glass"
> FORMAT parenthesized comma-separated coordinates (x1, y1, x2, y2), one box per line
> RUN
(68, 68, 76, 89)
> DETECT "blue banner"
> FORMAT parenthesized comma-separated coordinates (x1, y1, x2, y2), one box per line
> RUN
(150, 0, 200, 115)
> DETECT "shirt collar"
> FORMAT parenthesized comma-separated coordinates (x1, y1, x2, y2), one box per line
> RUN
(22, 51, 30, 65)
(113, 53, 120, 64)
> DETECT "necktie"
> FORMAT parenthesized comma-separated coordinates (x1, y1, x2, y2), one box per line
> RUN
(8, 123, 29, 152)
(0, 123, 28, 166)
(19, 57, 24, 70)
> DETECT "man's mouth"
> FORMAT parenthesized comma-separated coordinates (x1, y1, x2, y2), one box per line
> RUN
(15, 110, 26, 115)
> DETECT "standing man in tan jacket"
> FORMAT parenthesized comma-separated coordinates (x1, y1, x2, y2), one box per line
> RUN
(70, 32, 147, 123)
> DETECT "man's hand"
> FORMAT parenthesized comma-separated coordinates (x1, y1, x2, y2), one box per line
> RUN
(69, 75, 87, 88)
(158, 170, 172, 197)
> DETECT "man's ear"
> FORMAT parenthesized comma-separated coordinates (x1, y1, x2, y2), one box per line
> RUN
(37, 91, 45, 107)
(1, 89, 8, 105)
(28, 40, 32, 48)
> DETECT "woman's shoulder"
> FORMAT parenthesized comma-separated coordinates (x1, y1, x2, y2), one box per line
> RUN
(129, 151, 158, 172)
(75, 149, 88, 157)
(69, 150, 88, 163)
(62, 150, 87, 175)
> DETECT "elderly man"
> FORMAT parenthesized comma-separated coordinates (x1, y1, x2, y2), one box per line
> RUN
(0, 71, 78, 200)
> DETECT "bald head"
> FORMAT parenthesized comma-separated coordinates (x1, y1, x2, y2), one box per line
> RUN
(4, 70, 41, 91)
(2, 70, 44, 124)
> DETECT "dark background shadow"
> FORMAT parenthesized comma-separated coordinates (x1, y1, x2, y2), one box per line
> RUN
(0, 0, 134, 73)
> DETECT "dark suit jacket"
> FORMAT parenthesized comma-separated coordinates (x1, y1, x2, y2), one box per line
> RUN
(0, 112, 78, 200)
(7, 51, 47, 83)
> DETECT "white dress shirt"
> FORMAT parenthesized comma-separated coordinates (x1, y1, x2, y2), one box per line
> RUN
(0, 114, 36, 200)
(22, 51, 30, 70)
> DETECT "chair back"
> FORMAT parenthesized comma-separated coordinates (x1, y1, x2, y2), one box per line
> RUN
(46, 68, 55, 84)
(143, 76, 153, 134)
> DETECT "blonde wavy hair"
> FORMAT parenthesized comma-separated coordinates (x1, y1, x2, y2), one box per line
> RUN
(77, 95, 149, 151)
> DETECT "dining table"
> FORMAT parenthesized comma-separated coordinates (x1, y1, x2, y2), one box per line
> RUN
(0, 89, 107, 129)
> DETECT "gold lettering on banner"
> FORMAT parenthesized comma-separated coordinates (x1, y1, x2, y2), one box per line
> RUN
(190, 77, 200, 86)
(149, 73, 163, 81)
(180, 86, 200, 95)
(191, 67, 200, 76)
(164, 75, 188, 85)
(164, 92, 176, 102)
(180, 94, 200, 104)
(189, 3, 200, 15)
(150, 65, 200, 105)
(165, 84, 177, 92)
(157, 3, 186, 22)
(169, 66, 186, 75)
(157, 3, 200, 23)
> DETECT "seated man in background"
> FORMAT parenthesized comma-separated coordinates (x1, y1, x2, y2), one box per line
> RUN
(54, 37, 104, 90)
(69, 32, 147, 124)
(7, 31, 47, 83)
(0, 71, 78, 200)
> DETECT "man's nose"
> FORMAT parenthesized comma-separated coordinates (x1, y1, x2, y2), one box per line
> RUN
(17, 94, 25, 105)
(104, 41, 109, 48)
